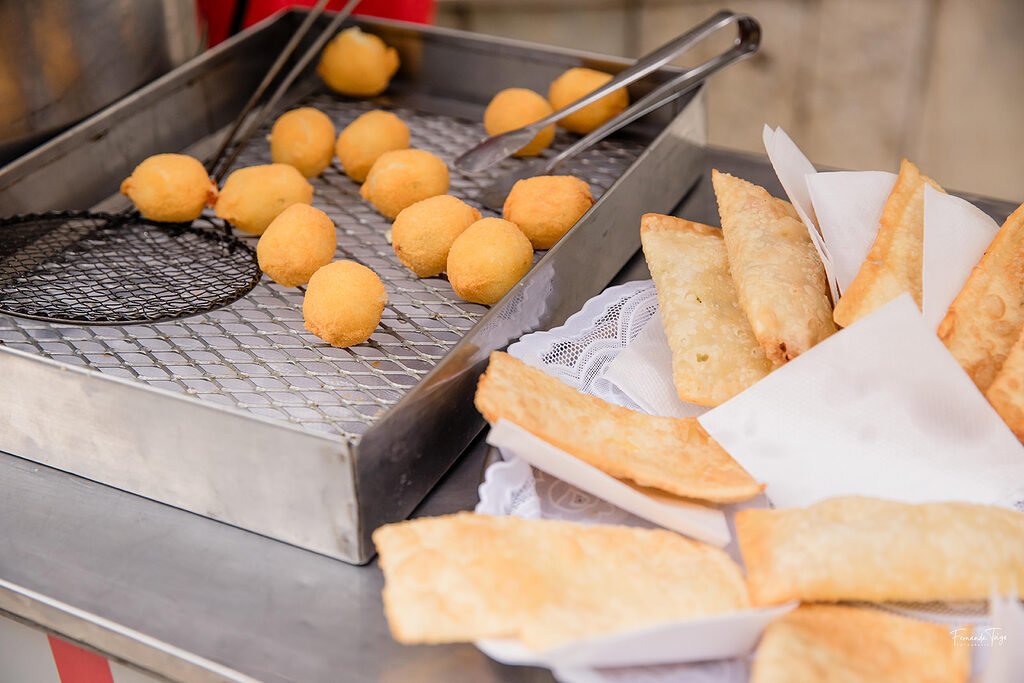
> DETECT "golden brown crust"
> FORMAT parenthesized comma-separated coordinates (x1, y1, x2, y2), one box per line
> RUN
(833, 159, 945, 327)
(373, 512, 749, 648)
(939, 201, 1024, 391)
(985, 325, 1024, 440)
(712, 170, 835, 365)
(752, 605, 970, 683)
(640, 213, 771, 405)
(474, 352, 763, 502)
(737, 497, 1024, 605)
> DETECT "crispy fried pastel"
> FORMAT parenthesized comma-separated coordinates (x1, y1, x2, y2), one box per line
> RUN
(641, 214, 771, 406)
(474, 352, 762, 502)
(986, 326, 1024, 440)
(712, 170, 835, 365)
(736, 496, 1024, 605)
(752, 605, 970, 683)
(939, 202, 1024, 391)
(833, 159, 945, 327)
(120, 153, 217, 223)
(373, 512, 750, 649)
(317, 26, 399, 97)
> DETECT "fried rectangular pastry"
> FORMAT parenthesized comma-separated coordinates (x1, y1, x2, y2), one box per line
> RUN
(640, 213, 771, 406)
(939, 202, 1024, 391)
(474, 352, 763, 503)
(986, 326, 1024, 440)
(833, 159, 945, 327)
(752, 605, 970, 683)
(736, 496, 1024, 604)
(373, 512, 750, 649)
(712, 170, 835, 364)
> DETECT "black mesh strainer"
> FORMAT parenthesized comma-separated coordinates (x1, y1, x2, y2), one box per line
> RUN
(0, 0, 359, 326)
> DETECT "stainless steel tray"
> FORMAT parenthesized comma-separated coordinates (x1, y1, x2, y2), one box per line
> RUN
(0, 11, 706, 563)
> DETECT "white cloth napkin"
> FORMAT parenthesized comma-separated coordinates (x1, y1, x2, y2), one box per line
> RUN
(697, 295, 1024, 509)
(601, 311, 707, 419)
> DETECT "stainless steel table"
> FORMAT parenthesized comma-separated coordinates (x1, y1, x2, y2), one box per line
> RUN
(2, 148, 1016, 683)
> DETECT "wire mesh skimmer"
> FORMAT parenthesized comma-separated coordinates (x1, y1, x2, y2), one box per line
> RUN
(0, 0, 357, 326)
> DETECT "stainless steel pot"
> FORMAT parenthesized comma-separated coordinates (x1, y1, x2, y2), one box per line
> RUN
(0, 0, 202, 164)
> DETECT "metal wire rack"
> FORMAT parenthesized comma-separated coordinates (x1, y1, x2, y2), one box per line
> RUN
(0, 90, 646, 442)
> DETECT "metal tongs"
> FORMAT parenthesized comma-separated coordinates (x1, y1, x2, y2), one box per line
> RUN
(456, 10, 761, 211)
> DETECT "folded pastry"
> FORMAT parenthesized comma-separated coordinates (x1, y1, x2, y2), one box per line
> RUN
(712, 170, 835, 364)
(986, 326, 1024, 440)
(833, 159, 945, 327)
(939, 201, 1024, 391)
(474, 352, 763, 503)
(752, 605, 970, 683)
(640, 213, 771, 406)
(737, 496, 1024, 604)
(373, 512, 750, 649)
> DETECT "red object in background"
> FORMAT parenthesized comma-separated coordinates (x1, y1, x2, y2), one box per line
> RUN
(198, 0, 434, 47)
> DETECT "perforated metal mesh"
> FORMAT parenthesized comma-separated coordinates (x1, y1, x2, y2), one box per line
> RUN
(0, 90, 646, 441)
(0, 212, 260, 324)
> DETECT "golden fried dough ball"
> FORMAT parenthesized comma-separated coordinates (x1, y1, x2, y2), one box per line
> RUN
(269, 107, 336, 178)
(303, 260, 387, 347)
(502, 175, 593, 249)
(483, 88, 555, 157)
(256, 204, 337, 287)
(215, 164, 314, 235)
(446, 218, 533, 305)
(335, 110, 410, 183)
(392, 195, 482, 277)
(120, 153, 217, 223)
(360, 149, 449, 219)
(317, 27, 399, 98)
(547, 67, 629, 134)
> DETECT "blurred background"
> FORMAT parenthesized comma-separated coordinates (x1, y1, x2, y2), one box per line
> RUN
(4, 0, 1022, 201)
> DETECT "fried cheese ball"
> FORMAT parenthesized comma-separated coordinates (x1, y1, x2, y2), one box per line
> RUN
(215, 164, 314, 235)
(391, 195, 481, 277)
(446, 218, 533, 305)
(547, 67, 629, 134)
(317, 26, 399, 97)
(360, 149, 449, 219)
(483, 88, 555, 157)
(256, 204, 337, 287)
(502, 175, 594, 249)
(303, 260, 387, 348)
(335, 110, 410, 183)
(269, 107, 336, 178)
(120, 153, 217, 223)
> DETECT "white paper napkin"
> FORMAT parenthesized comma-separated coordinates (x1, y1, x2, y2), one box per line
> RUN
(983, 593, 1024, 683)
(763, 125, 839, 302)
(600, 311, 707, 419)
(806, 170, 896, 292)
(476, 603, 795, 671)
(697, 295, 1024, 509)
(923, 186, 1000, 330)
(485, 420, 730, 546)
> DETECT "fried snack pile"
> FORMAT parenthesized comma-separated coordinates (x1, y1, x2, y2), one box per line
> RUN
(475, 352, 763, 502)
(269, 107, 336, 178)
(302, 260, 387, 348)
(318, 26, 399, 97)
(752, 605, 970, 683)
(256, 204, 336, 287)
(641, 214, 771, 405)
(503, 175, 593, 249)
(215, 163, 313, 235)
(335, 110, 410, 183)
(391, 195, 481, 278)
(120, 153, 217, 223)
(548, 67, 629, 134)
(483, 88, 555, 157)
(446, 218, 533, 305)
(360, 149, 450, 219)
(736, 496, 1024, 604)
(373, 512, 750, 649)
